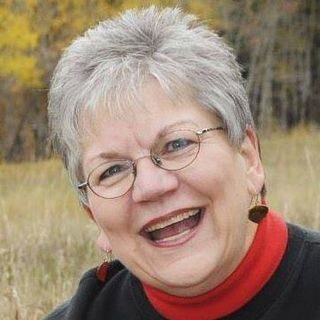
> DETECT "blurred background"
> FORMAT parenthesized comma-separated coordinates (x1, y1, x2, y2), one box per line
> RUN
(0, 0, 319, 319)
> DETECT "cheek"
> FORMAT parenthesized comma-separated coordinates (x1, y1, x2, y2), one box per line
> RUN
(88, 197, 129, 232)
(185, 152, 240, 196)
(184, 152, 249, 225)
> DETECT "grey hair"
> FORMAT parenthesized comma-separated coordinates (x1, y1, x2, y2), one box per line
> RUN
(48, 6, 254, 205)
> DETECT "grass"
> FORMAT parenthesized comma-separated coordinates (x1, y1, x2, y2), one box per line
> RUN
(0, 161, 101, 319)
(0, 127, 319, 319)
(261, 126, 320, 227)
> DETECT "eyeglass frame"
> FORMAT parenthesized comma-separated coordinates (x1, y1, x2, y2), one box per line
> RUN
(78, 126, 225, 199)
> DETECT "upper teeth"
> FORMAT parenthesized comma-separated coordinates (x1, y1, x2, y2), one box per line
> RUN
(145, 209, 200, 233)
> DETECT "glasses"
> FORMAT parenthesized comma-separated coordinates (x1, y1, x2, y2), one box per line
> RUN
(78, 126, 224, 199)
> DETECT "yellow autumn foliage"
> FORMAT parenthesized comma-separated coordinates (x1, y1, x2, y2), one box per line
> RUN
(0, 5, 40, 86)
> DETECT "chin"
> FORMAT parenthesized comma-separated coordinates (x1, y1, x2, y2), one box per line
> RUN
(147, 245, 222, 296)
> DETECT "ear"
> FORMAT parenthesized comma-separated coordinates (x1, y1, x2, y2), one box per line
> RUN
(240, 126, 265, 195)
(82, 206, 112, 252)
(96, 231, 112, 253)
(82, 205, 95, 221)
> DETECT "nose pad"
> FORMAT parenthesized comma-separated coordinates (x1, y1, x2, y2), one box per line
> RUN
(131, 157, 179, 203)
(151, 155, 162, 166)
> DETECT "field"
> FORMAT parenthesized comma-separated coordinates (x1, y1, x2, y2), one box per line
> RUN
(1, 127, 320, 319)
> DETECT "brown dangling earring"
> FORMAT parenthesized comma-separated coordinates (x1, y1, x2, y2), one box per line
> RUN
(96, 249, 113, 282)
(248, 195, 269, 223)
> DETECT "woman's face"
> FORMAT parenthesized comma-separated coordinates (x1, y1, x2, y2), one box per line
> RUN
(82, 81, 264, 296)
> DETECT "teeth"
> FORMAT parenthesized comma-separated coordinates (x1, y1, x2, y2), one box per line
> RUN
(145, 209, 200, 233)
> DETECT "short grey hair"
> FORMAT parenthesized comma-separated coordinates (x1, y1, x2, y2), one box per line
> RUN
(48, 6, 254, 204)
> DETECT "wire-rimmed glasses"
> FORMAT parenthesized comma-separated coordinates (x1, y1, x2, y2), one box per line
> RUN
(78, 126, 224, 199)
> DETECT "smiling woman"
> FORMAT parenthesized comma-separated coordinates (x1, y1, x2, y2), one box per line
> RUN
(44, 6, 320, 320)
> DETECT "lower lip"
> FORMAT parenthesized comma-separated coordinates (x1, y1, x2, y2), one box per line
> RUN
(144, 209, 205, 248)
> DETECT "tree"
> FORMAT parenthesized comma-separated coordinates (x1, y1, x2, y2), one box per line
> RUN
(0, 0, 319, 162)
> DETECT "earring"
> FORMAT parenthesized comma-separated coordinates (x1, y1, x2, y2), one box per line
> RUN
(248, 195, 269, 223)
(96, 249, 113, 282)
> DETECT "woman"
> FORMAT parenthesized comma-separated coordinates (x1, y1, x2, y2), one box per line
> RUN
(45, 6, 320, 320)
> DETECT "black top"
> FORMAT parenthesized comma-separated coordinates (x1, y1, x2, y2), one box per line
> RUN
(44, 223, 320, 320)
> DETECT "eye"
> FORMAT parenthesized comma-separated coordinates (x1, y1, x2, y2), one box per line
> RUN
(165, 138, 194, 153)
(99, 164, 128, 181)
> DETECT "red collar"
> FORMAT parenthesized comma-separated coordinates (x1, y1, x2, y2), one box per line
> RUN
(143, 210, 288, 320)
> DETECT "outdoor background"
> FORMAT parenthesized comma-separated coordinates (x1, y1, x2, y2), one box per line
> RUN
(0, 0, 319, 319)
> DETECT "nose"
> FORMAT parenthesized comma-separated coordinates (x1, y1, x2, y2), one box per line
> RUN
(131, 157, 179, 203)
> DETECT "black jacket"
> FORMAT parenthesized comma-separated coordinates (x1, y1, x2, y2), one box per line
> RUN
(44, 223, 320, 319)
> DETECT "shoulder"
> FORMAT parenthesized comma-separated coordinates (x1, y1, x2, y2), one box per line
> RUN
(287, 222, 320, 264)
(288, 222, 320, 245)
(43, 260, 128, 320)
(286, 222, 320, 284)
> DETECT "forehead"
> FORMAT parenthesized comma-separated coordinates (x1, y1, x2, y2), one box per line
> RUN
(81, 81, 219, 163)
(86, 80, 216, 129)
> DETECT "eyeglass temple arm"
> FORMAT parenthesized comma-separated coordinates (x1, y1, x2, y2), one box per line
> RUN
(197, 126, 225, 135)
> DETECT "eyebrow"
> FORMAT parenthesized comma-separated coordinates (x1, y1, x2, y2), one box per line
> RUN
(85, 151, 125, 169)
(157, 120, 200, 139)
(89, 151, 124, 163)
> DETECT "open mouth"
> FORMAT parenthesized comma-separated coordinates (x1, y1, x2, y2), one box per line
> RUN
(141, 208, 204, 246)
